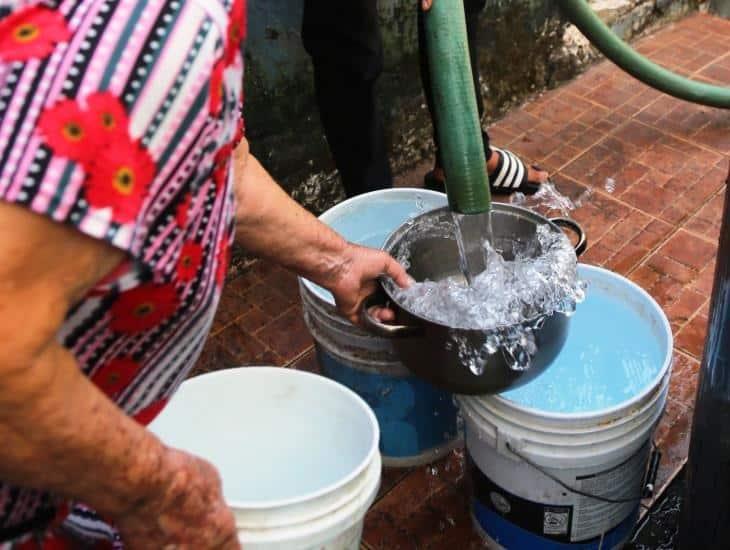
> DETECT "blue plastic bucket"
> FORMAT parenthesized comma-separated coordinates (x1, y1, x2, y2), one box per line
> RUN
(299, 189, 460, 466)
(459, 265, 674, 549)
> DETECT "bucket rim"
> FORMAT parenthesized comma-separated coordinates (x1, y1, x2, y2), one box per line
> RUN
(299, 188, 448, 306)
(155, 366, 381, 511)
(489, 264, 673, 421)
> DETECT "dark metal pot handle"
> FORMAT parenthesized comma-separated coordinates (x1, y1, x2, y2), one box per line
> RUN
(550, 217, 588, 257)
(360, 291, 423, 338)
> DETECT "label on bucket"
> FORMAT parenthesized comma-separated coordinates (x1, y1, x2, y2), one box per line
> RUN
(469, 443, 649, 546)
(572, 445, 648, 540)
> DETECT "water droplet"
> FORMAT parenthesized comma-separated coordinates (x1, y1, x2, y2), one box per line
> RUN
(509, 192, 526, 205)
(605, 177, 616, 193)
(573, 187, 593, 208)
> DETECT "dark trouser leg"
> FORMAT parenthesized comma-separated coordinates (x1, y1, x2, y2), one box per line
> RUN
(302, 0, 392, 198)
(418, 0, 490, 170)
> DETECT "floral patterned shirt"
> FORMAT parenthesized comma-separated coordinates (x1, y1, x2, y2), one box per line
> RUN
(0, 0, 246, 545)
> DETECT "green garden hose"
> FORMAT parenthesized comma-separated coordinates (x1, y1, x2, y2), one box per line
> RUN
(423, 0, 729, 216)
(560, 0, 730, 109)
(423, 0, 491, 214)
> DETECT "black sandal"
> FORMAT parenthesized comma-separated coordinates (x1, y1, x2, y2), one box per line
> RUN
(423, 148, 544, 196)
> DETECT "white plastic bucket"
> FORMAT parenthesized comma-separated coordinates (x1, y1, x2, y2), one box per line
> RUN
(458, 265, 674, 549)
(148, 367, 381, 550)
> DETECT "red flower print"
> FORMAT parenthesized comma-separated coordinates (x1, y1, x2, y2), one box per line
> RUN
(91, 357, 139, 397)
(0, 6, 71, 62)
(176, 193, 192, 228)
(177, 241, 203, 282)
(212, 142, 233, 189)
(224, 0, 247, 64)
(209, 57, 225, 116)
(216, 236, 231, 287)
(86, 137, 155, 223)
(110, 283, 179, 333)
(85, 92, 129, 140)
(133, 398, 169, 426)
(38, 99, 99, 163)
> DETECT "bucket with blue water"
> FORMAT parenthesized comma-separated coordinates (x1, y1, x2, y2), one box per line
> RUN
(459, 264, 673, 549)
(299, 189, 461, 467)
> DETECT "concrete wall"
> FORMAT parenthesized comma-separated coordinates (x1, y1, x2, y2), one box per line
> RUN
(242, 0, 708, 215)
(710, 0, 730, 16)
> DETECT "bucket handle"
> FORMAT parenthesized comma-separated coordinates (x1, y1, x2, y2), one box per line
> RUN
(360, 290, 423, 338)
(550, 217, 588, 257)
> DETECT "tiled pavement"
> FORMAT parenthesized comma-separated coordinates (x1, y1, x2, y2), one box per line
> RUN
(192, 13, 730, 548)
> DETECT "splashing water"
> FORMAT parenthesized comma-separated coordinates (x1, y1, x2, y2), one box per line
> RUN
(452, 211, 494, 285)
(392, 224, 586, 372)
(509, 192, 527, 206)
(531, 181, 576, 214)
(517, 180, 593, 216)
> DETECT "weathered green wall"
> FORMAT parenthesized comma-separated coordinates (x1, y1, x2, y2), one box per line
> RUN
(710, 0, 730, 16)
(241, 0, 707, 215)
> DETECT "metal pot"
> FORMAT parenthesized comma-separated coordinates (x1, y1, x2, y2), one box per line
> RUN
(361, 204, 586, 395)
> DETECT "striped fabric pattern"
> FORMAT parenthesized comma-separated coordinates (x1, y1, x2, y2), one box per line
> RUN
(490, 147, 527, 190)
(0, 0, 244, 543)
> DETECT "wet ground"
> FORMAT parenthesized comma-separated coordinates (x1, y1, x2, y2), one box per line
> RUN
(193, 12, 730, 549)
(628, 467, 685, 549)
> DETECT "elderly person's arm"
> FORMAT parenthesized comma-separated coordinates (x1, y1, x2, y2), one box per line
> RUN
(0, 202, 239, 548)
(232, 141, 411, 324)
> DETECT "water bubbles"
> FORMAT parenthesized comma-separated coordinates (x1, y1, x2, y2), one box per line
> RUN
(573, 187, 594, 208)
(515, 180, 595, 214)
(396, 226, 583, 321)
(530, 181, 576, 216)
(605, 177, 616, 193)
(468, 358, 486, 376)
(393, 222, 586, 375)
(485, 333, 499, 354)
(509, 191, 527, 206)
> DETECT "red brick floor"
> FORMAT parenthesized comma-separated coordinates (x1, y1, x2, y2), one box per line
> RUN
(192, 13, 729, 548)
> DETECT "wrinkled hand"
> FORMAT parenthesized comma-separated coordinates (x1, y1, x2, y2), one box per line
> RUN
(326, 243, 412, 325)
(115, 448, 240, 550)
